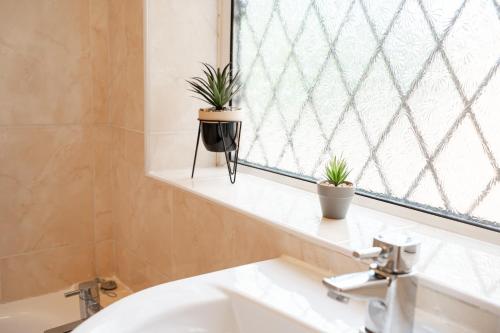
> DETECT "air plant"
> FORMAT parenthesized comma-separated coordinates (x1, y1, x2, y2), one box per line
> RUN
(187, 63, 241, 110)
(324, 155, 351, 186)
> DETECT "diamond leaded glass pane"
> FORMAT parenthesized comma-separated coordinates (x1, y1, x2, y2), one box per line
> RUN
(232, 0, 500, 230)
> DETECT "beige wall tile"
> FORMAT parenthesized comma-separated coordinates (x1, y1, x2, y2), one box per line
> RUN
(109, 52, 144, 131)
(148, 131, 215, 171)
(114, 177, 174, 279)
(108, 0, 144, 131)
(90, 0, 110, 124)
(95, 240, 115, 278)
(146, 0, 218, 132)
(1, 244, 95, 302)
(124, 128, 146, 170)
(0, 126, 94, 257)
(115, 241, 168, 292)
(226, 210, 282, 266)
(112, 129, 137, 244)
(94, 125, 113, 242)
(111, 129, 146, 252)
(95, 210, 113, 243)
(108, 0, 143, 61)
(111, 129, 145, 213)
(171, 188, 236, 279)
(0, 262, 3, 302)
(112, 126, 145, 170)
(274, 232, 306, 262)
(133, 179, 173, 278)
(0, 0, 93, 125)
(112, 127, 173, 278)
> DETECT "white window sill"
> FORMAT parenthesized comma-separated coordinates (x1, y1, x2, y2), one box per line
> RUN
(148, 166, 500, 315)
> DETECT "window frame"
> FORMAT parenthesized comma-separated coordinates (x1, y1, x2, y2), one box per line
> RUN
(223, 0, 499, 234)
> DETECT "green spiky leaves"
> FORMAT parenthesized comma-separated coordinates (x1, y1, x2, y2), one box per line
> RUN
(324, 155, 351, 186)
(187, 63, 241, 110)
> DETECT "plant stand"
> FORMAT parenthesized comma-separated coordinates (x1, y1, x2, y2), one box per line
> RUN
(191, 119, 242, 184)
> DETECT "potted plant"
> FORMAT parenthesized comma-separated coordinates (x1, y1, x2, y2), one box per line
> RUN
(317, 155, 355, 219)
(187, 63, 242, 152)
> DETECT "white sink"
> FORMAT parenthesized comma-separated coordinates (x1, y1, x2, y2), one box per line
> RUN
(73, 257, 364, 333)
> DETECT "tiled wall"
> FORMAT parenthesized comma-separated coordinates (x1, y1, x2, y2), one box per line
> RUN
(0, 0, 113, 302)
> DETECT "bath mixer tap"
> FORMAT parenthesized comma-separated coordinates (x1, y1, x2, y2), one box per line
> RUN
(65, 280, 102, 320)
(44, 280, 103, 332)
(323, 233, 420, 333)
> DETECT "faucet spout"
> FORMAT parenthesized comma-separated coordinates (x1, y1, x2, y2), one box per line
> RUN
(323, 270, 389, 301)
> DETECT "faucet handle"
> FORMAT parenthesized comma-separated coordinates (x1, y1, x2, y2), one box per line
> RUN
(353, 246, 382, 259)
(373, 233, 420, 274)
(64, 280, 100, 301)
(351, 234, 420, 274)
(64, 289, 81, 298)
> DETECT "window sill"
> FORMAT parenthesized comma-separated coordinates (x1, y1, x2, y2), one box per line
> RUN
(148, 166, 500, 315)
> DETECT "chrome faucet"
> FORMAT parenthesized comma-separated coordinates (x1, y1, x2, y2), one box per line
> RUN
(323, 234, 420, 333)
(45, 280, 103, 333)
(65, 279, 102, 320)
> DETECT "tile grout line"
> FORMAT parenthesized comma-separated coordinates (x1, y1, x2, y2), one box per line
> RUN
(0, 242, 96, 261)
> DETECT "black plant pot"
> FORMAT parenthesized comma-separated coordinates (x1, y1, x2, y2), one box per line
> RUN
(201, 122, 237, 152)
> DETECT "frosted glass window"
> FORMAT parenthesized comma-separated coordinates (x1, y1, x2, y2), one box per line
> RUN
(232, 0, 500, 230)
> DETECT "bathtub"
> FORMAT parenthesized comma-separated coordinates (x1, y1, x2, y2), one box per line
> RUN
(0, 290, 80, 333)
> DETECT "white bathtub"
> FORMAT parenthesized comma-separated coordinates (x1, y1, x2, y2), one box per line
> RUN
(0, 290, 80, 333)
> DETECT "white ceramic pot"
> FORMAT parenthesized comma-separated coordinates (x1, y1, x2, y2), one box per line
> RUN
(198, 107, 243, 122)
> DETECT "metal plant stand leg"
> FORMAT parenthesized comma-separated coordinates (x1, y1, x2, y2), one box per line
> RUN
(191, 121, 202, 178)
(191, 120, 242, 184)
(218, 121, 242, 184)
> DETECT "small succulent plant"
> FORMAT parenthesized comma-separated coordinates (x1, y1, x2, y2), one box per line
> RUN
(187, 63, 241, 110)
(324, 155, 351, 186)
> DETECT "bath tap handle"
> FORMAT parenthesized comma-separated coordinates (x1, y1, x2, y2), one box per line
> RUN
(64, 289, 81, 298)
(64, 280, 100, 300)
(353, 246, 382, 259)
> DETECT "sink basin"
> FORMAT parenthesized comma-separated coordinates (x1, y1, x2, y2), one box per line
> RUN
(73, 257, 364, 333)
(72, 256, 494, 333)
(121, 288, 345, 333)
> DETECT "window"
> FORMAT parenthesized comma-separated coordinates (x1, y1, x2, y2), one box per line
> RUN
(232, 0, 500, 231)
